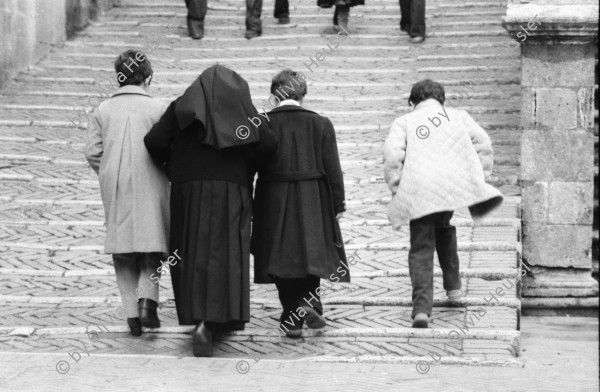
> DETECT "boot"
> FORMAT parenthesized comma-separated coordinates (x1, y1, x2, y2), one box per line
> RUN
(187, 17, 204, 40)
(192, 321, 213, 357)
(127, 317, 142, 337)
(138, 298, 160, 329)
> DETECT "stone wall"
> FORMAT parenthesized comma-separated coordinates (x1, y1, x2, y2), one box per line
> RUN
(503, 0, 599, 307)
(0, 0, 115, 90)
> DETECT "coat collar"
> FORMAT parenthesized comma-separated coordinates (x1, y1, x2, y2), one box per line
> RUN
(269, 105, 317, 115)
(112, 85, 151, 98)
(414, 98, 443, 111)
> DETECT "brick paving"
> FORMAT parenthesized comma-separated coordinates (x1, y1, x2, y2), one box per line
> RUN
(0, 0, 522, 368)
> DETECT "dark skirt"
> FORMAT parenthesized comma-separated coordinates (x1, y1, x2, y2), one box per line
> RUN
(170, 179, 251, 331)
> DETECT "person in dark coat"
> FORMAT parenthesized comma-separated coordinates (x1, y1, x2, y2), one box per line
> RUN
(399, 0, 426, 43)
(144, 64, 277, 357)
(251, 69, 349, 338)
(317, 0, 364, 33)
(185, 0, 262, 39)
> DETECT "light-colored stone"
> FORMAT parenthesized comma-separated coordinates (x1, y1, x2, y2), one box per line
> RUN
(522, 223, 592, 268)
(533, 88, 578, 129)
(522, 181, 548, 222)
(521, 129, 594, 182)
(548, 181, 594, 224)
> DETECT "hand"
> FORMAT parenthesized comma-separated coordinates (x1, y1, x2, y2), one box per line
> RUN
(336, 213, 344, 220)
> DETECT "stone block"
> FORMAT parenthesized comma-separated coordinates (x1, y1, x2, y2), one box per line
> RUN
(577, 87, 595, 130)
(535, 88, 578, 130)
(521, 44, 597, 88)
(522, 223, 592, 268)
(521, 129, 594, 181)
(548, 182, 594, 224)
(522, 181, 548, 222)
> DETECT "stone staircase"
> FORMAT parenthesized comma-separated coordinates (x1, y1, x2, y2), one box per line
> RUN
(0, 0, 523, 369)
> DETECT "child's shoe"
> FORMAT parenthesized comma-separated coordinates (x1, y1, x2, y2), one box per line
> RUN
(301, 306, 327, 329)
(412, 313, 429, 328)
(138, 298, 160, 328)
(447, 289, 464, 301)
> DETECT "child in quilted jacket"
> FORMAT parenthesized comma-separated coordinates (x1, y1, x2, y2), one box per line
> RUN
(382, 79, 503, 328)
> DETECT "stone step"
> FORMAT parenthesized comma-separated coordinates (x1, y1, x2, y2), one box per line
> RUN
(0, 143, 521, 167)
(0, 275, 519, 303)
(0, 326, 521, 365)
(0, 247, 518, 273)
(0, 220, 519, 248)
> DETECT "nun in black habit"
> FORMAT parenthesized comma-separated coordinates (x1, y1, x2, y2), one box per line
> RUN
(144, 64, 277, 357)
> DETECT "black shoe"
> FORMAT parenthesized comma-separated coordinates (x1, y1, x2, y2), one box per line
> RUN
(301, 306, 327, 329)
(187, 17, 204, 39)
(244, 29, 262, 39)
(127, 317, 142, 337)
(192, 321, 213, 357)
(278, 16, 290, 24)
(138, 298, 160, 329)
(400, 24, 410, 34)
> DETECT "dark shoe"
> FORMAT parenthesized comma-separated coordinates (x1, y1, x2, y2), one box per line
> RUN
(187, 17, 204, 40)
(410, 36, 425, 44)
(244, 29, 262, 39)
(412, 313, 429, 328)
(400, 24, 410, 34)
(279, 323, 303, 338)
(301, 306, 327, 329)
(278, 16, 290, 24)
(127, 317, 142, 337)
(192, 321, 213, 357)
(138, 298, 160, 329)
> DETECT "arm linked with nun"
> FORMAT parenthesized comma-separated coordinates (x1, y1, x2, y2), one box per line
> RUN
(144, 101, 178, 167)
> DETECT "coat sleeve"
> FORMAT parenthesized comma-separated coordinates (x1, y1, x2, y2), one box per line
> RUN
(383, 116, 407, 196)
(462, 110, 494, 178)
(254, 116, 278, 170)
(84, 109, 103, 175)
(144, 101, 177, 166)
(322, 118, 345, 213)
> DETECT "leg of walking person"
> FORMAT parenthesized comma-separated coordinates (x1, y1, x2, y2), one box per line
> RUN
(185, 0, 207, 39)
(113, 253, 143, 336)
(299, 274, 326, 329)
(274, 277, 305, 337)
(399, 0, 411, 33)
(409, 0, 425, 42)
(137, 252, 163, 328)
(408, 213, 437, 327)
(245, 0, 263, 39)
(334, 4, 350, 33)
(274, 0, 290, 23)
(435, 211, 462, 298)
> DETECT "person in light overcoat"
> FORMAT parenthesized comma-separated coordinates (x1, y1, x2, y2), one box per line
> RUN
(85, 50, 170, 337)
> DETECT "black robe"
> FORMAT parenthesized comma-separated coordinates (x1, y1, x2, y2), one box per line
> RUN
(144, 66, 277, 330)
(251, 105, 350, 284)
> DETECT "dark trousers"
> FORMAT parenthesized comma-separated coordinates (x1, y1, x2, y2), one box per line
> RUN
(399, 0, 425, 37)
(409, 211, 461, 318)
(274, 0, 288, 18)
(273, 275, 322, 330)
(185, 0, 262, 32)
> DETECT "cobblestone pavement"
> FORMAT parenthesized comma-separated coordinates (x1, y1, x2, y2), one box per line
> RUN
(0, 0, 523, 373)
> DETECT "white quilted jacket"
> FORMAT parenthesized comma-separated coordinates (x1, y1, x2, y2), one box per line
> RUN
(383, 99, 503, 229)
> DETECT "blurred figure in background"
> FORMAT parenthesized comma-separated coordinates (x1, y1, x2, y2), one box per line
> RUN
(399, 0, 426, 43)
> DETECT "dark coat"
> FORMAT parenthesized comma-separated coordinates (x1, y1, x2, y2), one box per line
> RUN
(251, 105, 349, 284)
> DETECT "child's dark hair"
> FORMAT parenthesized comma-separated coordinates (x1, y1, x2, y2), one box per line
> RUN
(270, 69, 307, 101)
(408, 79, 445, 107)
(114, 49, 153, 87)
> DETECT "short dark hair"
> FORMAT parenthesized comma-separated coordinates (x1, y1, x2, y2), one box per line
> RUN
(270, 69, 307, 102)
(114, 49, 153, 87)
(408, 79, 445, 106)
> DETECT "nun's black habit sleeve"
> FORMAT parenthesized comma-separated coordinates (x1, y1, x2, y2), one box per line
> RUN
(145, 100, 178, 166)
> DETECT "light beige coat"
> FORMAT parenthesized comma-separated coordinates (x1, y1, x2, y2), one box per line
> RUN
(85, 86, 170, 254)
(383, 99, 503, 229)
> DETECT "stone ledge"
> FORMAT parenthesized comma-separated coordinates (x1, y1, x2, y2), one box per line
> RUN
(503, 4, 599, 44)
